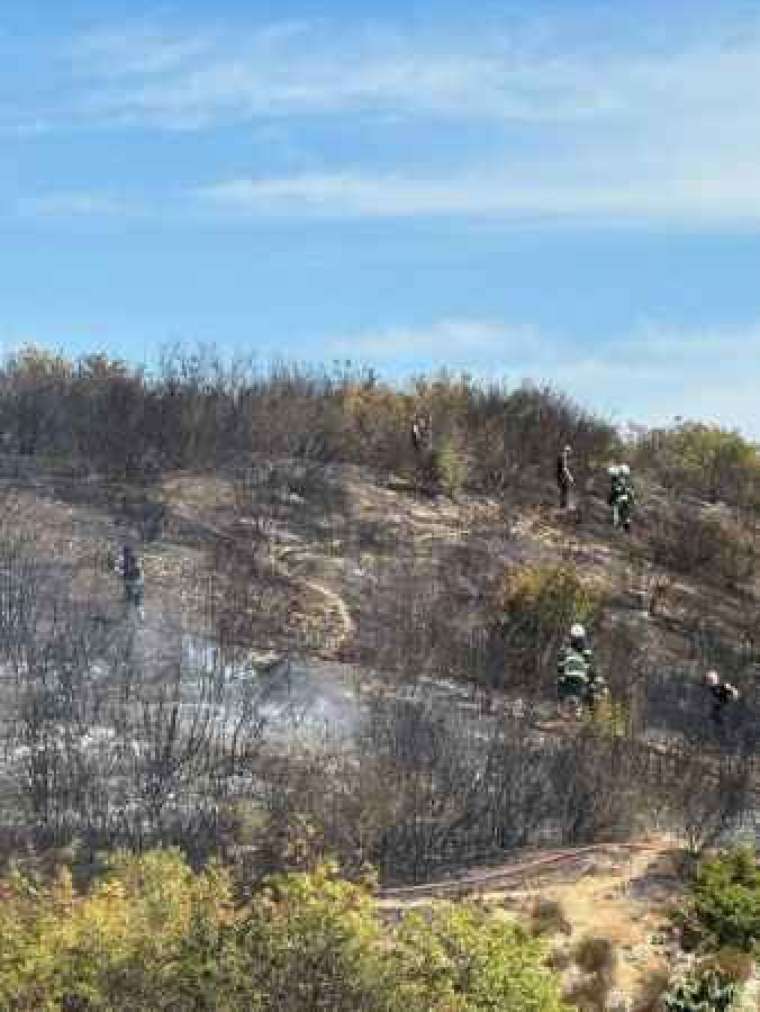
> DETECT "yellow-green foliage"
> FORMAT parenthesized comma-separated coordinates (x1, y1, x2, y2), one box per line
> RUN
(0, 852, 568, 1011)
(493, 563, 603, 685)
(499, 563, 601, 633)
(339, 382, 414, 462)
(432, 433, 469, 497)
(640, 422, 760, 506)
(0, 849, 235, 1010)
(586, 698, 629, 738)
(391, 904, 567, 1011)
(668, 423, 757, 477)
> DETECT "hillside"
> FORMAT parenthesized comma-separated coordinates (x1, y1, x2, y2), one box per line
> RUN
(2, 353, 760, 1006)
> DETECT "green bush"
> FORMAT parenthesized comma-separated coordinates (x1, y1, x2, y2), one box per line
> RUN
(662, 968, 737, 1011)
(430, 433, 469, 497)
(391, 903, 567, 1011)
(493, 562, 604, 688)
(635, 421, 760, 510)
(498, 563, 601, 633)
(0, 851, 569, 1011)
(675, 846, 760, 953)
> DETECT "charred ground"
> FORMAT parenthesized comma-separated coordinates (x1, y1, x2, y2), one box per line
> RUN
(1, 348, 760, 879)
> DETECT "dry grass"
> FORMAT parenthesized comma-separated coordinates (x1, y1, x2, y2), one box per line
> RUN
(377, 843, 682, 1004)
(517, 846, 681, 999)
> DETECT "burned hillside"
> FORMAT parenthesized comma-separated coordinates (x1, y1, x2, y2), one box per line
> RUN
(0, 347, 759, 887)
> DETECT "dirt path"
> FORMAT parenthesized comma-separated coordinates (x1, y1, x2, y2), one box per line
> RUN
(168, 501, 356, 652)
(377, 841, 668, 903)
(378, 840, 681, 1005)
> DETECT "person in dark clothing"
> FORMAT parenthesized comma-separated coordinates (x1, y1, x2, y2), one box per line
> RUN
(411, 412, 432, 455)
(705, 670, 739, 728)
(556, 445, 574, 510)
(116, 544, 144, 618)
(119, 544, 136, 577)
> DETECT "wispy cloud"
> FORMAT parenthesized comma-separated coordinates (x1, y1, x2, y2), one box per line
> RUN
(68, 20, 608, 129)
(326, 316, 760, 436)
(197, 170, 760, 226)
(47, 15, 760, 134)
(13, 12, 760, 229)
(549, 322, 760, 435)
(325, 318, 533, 361)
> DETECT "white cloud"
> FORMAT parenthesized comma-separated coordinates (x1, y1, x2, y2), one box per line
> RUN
(68, 21, 607, 128)
(525, 322, 760, 437)
(52, 15, 760, 135)
(14, 14, 760, 228)
(324, 317, 760, 437)
(325, 318, 533, 360)
(197, 170, 760, 225)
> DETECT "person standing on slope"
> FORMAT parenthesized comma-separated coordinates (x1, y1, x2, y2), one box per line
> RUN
(411, 412, 432, 455)
(705, 670, 739, 729)
(117, 544, 145, 619)
(608, 464, 635, 532)
(556, 444, 574, 510)
(557, 622, 591, 718)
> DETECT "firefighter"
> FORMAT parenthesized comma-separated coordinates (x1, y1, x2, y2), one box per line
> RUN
(609, 464, 635, 531)
(411, 412, 432, 455)
(557, 622, 591, 717)
(579, 637, 608, 713)
(556, 444, 574, 510)
(705, 670, 739, 729)
(117, 544, 144, 618)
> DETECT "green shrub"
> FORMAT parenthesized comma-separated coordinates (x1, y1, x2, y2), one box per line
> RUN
(0, 852, 568, 1011)
(662, 967, 737, 1011)
(498, 562, 601, 633)
(493, 562, 604, 688)
(675, 846, 760, 953)
(392, 903, 567, 1011)
(635, 421, 760, 510)
(585, 698, 629, 739)
(430, 433, 469, 497)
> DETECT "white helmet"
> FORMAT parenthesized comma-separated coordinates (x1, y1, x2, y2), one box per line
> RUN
(705, 670, 719, 687)
(570, 623, 586, 640)
(725, 683, 740, 700)
(619, 464, 631, 476)
(608, 465, 620, 477)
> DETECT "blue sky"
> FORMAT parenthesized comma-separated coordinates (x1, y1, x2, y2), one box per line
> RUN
(4, 0, 760, 433)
